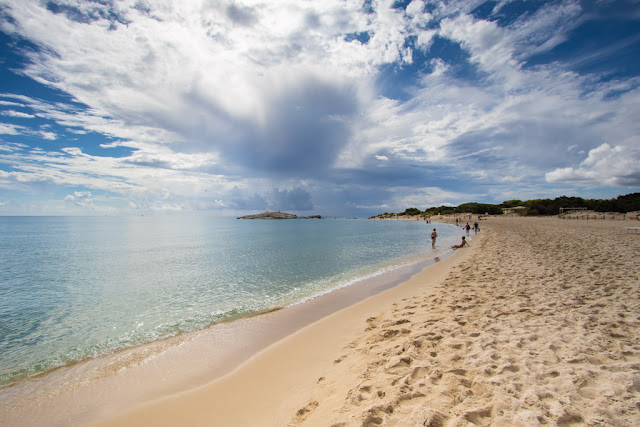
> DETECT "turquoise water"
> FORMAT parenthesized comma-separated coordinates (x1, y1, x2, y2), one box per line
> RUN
(0, 216, 459, 386)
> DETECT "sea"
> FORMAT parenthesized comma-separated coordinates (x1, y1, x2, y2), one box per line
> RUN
(0, 215, 461, 389)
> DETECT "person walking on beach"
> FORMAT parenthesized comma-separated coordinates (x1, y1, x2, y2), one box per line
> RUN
(431, 228, 438, 248)
(451, 236, 469, 249)
(473, 221, 479, 233)
(465, 222, 471, 235)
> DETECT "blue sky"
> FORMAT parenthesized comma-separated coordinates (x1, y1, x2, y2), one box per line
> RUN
(0, 0, 638, 216)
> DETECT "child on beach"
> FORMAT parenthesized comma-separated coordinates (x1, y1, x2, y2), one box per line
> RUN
(451, 236, 469, 249)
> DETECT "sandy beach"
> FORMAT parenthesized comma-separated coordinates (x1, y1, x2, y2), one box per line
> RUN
(3, 217, 638, 426)
(92, 218, 640, 426)
(95, 216, 639, 426)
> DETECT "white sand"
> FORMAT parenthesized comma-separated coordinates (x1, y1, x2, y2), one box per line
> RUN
(93, 226, 474, 426)
(294, 217, 640, 426)
(100, 217, 640, 426)
(6, 216, 639, 426)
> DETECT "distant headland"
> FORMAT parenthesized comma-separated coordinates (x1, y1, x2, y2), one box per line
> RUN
(237, 211, 322, 219)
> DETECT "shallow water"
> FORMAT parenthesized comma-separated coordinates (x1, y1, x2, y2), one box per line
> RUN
(0, 216, 460, 387)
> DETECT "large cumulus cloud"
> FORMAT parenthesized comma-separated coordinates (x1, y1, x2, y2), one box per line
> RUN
(0, 0, 638, 216)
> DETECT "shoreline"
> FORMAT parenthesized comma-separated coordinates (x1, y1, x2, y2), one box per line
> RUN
(94, 227, 480, 426)
(0, 223, 464, 426)
(99, 217, 639, 426)
(0, 216, 458, 393)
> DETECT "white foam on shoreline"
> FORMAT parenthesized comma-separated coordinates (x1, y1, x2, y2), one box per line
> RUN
(284, 247, 455, 309)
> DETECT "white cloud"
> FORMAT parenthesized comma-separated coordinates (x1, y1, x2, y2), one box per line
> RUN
(1, 1, 611, 175)
(506, 0, 583, 57)
(101, 140, 219, 170)
(546, 143, 640, 187)
(2, 1, 369, 126)
(64, 190, 94, 208)
(61, 147, 83, 156)
(0, 143, 27, 152)
(39, 131, 57, 140)
(0, 123, 25, 135)
(0, 100, 26, 107)
(0, 0, 638, 215)
(0, 140, 238, 211)
(385, 186, 475, 211)
(1, 110, 36, 118)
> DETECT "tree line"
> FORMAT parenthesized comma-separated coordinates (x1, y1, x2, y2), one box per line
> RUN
(375, 193, 640, 217)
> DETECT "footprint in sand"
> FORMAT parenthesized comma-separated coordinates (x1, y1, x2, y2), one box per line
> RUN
(294, 400, 319, 423)
(334, 355, 347, 363)
(357, 384, 374, 401)
(464, 406, 492, 425)
(404, 366, 429, 385)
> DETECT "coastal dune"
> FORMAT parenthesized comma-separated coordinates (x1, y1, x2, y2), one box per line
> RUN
(100, 217, 640, 426)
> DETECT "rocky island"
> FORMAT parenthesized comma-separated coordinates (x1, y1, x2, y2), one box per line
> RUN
(236, 211, 322, 219)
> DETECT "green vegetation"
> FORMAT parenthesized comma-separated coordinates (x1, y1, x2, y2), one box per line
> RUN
(398, 207, 422, 216)
(373, 193, 640, 218)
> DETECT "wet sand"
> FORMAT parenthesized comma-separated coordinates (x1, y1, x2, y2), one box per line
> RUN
(100, 217, 640, 426)
(0, 236, 456, 426)
(94, 228, 478, 426)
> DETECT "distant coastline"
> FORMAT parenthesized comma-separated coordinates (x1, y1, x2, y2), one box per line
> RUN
(237, 211, 322, 219)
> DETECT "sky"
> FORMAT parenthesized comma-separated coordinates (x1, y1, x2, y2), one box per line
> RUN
(0, 0, 639, 217)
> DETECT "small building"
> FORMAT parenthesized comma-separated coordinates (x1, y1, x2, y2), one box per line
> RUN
(502, 206, 527, 215)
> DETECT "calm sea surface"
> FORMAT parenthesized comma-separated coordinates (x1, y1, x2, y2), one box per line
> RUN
(0, 216, 459, 387)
